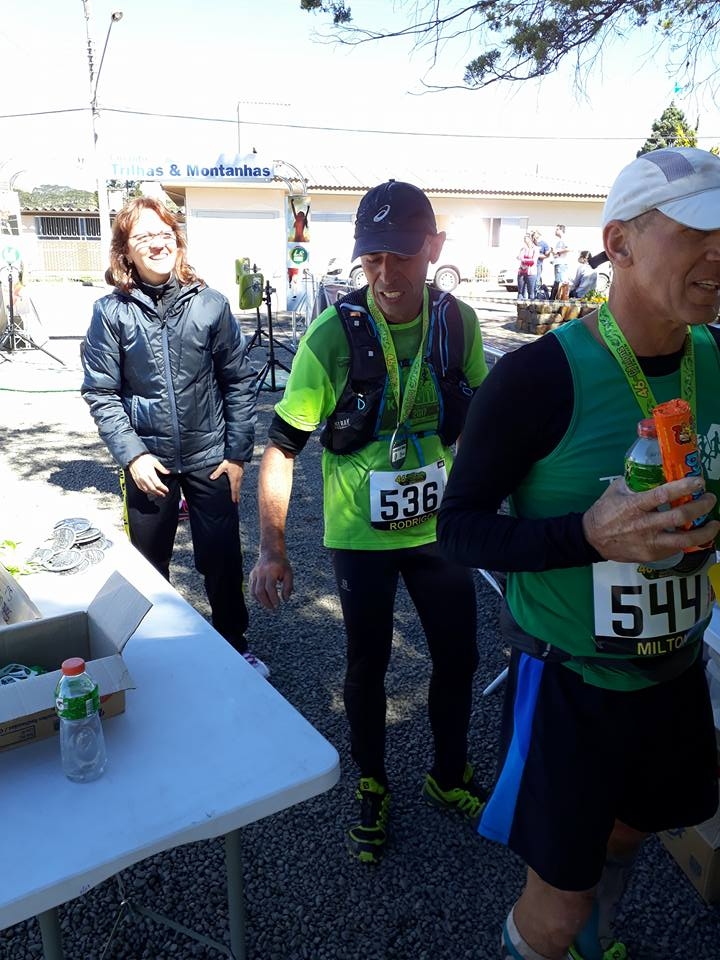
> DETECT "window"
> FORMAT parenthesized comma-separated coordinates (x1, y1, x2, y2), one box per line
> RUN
(35, 216, 101, 240)
(490, 216, 529, 248)
(0, 214, 19, 236)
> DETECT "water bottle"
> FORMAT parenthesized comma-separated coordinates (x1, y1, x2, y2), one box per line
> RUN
(624, 418, 683, 570)
(55, 657, 107, 782)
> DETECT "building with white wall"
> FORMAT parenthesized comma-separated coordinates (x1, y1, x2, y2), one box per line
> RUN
(18, 156, 610, 308)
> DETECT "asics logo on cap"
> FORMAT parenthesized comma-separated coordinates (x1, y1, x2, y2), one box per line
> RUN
(373, 205, 391, 222)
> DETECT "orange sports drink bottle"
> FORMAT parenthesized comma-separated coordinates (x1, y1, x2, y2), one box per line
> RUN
(652, 398, 709, 549)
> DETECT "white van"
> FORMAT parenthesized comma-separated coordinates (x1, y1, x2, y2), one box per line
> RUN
(338, 238, 480, 293)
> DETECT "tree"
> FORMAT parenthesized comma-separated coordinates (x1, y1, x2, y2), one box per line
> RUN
(637, 102, 698, 156)
(18, 185, 98, 210)
(300, 0, 720, 92)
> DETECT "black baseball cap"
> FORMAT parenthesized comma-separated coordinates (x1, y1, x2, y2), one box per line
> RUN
(352, 180, 437, 260)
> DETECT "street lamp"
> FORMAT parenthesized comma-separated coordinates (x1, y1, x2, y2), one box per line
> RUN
(82, 2, 123, 269)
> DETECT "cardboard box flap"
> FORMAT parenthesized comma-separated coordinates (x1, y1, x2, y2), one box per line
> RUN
(0, 564, 42, 625)
(0, 653, 132, 725)
(87, 571, 152, 656)
(695, 807, 720, 849)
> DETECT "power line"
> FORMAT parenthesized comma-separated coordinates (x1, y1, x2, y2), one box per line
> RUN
(2, 104, 719, 143)
(1, 108, 88, 119)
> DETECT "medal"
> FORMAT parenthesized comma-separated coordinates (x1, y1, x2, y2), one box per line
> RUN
(389, 424, 408, 467)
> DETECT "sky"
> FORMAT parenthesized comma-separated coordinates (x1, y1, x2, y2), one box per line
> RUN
(1, 0, 719, 193)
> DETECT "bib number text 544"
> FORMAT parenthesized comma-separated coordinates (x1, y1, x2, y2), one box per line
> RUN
(611, 575, 704, 637)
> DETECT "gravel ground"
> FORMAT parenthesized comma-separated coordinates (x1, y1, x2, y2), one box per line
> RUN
(1, 286, 719, 959)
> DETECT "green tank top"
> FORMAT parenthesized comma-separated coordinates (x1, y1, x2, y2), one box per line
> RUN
(507, 318, 720, 691)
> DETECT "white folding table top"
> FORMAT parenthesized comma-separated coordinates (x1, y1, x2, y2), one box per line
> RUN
(0, 537, 340, 930)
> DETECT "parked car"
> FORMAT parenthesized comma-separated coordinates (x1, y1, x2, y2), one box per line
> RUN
(497, 266, 519, 293)
(348, 261, 469, 293)
(326, 240, 480, 294)
(497, 260, 613, 295)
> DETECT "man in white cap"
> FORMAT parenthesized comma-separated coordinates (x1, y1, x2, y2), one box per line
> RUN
(249, 180, 489, 863)
(438, 146, 720, 958)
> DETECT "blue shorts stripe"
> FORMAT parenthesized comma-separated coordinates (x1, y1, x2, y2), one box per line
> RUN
(479, 653, 544, 844)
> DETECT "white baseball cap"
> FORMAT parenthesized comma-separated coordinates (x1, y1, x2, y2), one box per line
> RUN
(602, 147, 720, 230)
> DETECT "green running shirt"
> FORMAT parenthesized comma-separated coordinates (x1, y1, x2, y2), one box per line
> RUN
(508, 319, 720, 691)
(275, 297, 488, 550)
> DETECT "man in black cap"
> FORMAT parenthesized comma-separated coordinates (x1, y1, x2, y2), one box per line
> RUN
(250, 180, 489, 862)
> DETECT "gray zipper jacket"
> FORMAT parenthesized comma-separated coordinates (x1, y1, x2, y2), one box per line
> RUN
(81, 280, 257, 472)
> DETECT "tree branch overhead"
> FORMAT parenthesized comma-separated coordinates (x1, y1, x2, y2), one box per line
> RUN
(300, 0, 719, 92)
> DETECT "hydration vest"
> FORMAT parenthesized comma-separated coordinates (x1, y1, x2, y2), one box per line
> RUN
(320, 286, 475, 454)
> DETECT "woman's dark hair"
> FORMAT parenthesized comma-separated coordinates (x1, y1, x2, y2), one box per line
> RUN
(104, 196, 202, 291)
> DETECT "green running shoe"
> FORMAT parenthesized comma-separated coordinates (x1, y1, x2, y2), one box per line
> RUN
(568, 941, 628, 960)
(346, 777, 390, 864)
(421, 762, 487, 827)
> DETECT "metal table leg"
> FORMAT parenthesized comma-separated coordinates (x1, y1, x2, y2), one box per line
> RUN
(225, 829, 247, 960)
(37, 907, 64, 960)
(33, 835, 246, 960)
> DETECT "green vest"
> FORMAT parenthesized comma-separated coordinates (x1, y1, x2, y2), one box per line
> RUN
(507, 318, 720, 691)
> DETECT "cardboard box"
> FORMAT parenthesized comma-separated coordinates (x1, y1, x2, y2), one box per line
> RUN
(1, 564, 42, 625)
(661, 807, 720, 905)
(0, 568, 151, 752)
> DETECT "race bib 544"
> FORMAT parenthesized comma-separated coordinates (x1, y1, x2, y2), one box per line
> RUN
(592, 552, 714, 656)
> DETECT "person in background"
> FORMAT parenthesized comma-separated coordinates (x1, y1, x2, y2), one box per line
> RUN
(531, 229, 551, 288)
(438, 147, 720, 959)
(570, 250, 598, 299)
(81, 197, 268, 677)
(250, 180, 489, 864)
(516, 232, 539, 300)
(551, 223, 571, 299)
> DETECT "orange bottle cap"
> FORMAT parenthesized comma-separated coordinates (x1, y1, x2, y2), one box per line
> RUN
(61, 657, 86, 676)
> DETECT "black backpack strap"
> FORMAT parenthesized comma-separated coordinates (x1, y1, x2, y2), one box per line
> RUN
(425, 288, 474, 445)
(334, 292, 386, 382)
(425, 287, 465, 374)
(319, 290, 388, 453)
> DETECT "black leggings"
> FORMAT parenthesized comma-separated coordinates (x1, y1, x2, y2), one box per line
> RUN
(121, 466, 249, 651)
(332, 543, 478, 788)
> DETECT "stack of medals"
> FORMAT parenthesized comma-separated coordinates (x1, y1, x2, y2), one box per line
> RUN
(31, 518, 113, 575)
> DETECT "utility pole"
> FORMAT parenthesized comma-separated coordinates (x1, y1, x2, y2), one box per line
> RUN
(82, 1, 123, 269)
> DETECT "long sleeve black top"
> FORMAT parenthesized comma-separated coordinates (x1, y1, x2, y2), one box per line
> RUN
(437, 325, 720, 572)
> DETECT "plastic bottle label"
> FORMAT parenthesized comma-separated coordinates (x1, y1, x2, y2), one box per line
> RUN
(55, 687, 100, 721)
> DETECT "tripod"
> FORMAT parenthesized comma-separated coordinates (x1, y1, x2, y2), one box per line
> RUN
(253, 280, 292, 392)
(0, 266, 65, 365)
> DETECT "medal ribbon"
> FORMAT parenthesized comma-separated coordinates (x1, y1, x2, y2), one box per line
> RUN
(366, 285, 431, 444)
(597, 302, 696, 423)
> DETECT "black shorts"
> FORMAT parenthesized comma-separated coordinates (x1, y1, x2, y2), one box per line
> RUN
(478, 646, 719, 891)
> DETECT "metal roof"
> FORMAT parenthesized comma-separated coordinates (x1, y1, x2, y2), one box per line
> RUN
(293, 162, 610, 200)
(20, 203, 99, 214)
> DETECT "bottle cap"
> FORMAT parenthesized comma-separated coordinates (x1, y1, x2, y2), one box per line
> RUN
(637, 418, 657, 438)
(61, 657, 86, 676)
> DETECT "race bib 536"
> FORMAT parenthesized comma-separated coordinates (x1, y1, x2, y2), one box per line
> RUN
(369, 460, 447, 531)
